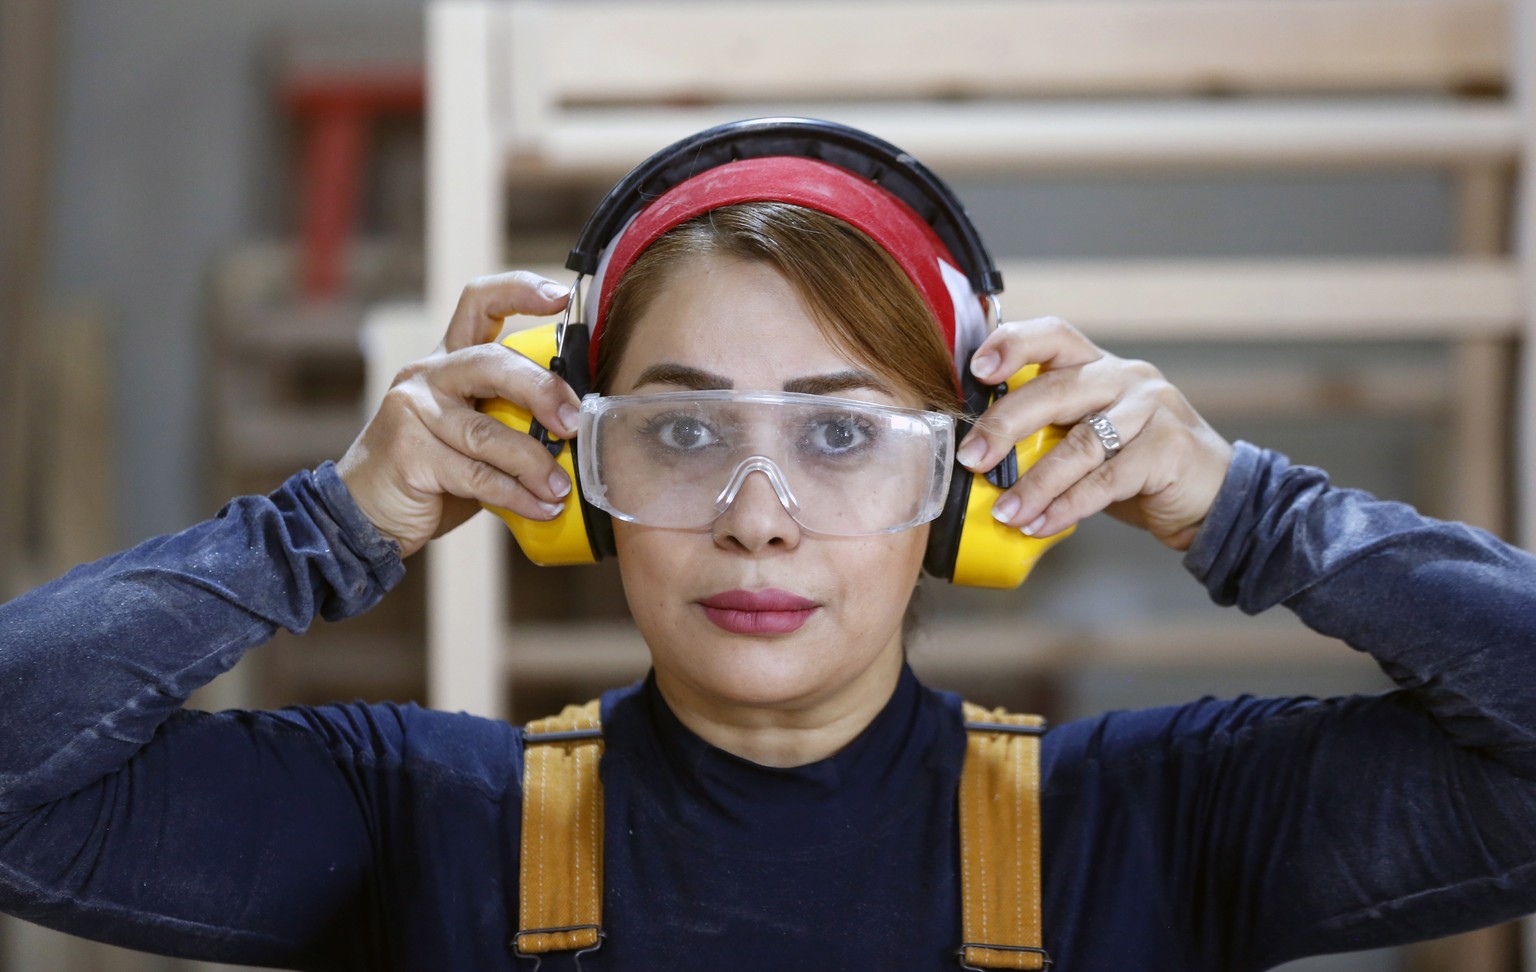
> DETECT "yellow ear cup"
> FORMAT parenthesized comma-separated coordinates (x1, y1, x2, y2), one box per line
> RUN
(950, 364, 1075, 589)
(478, 323, 599, 566)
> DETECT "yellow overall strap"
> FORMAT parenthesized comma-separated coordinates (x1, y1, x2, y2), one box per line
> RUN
(514, 697, 1043, 968)
(516, 699, 605, 962)
(958, 702, 1050, 970)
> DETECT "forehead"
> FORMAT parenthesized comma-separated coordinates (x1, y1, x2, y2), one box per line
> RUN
(608, 254, 859, 392)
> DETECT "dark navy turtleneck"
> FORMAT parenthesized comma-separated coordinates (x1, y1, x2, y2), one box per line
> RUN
(594, 666, 969, 969)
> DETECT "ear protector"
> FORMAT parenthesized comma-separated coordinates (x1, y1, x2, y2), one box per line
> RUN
(480, 117, 1072, 588)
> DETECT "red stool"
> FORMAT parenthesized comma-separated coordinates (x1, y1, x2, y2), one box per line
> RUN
(282, 68, 424, 299)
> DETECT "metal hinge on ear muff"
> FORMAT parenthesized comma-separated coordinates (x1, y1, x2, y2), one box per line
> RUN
(982, 381, 1020, 490)
(527, 275, 590, 459)
(526, 397, 566, 460)
(987, 446, 1020, 491)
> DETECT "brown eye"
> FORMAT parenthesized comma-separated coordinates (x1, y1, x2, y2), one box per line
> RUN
(800, 414, 874, 458)
(644, 414, 720, 452)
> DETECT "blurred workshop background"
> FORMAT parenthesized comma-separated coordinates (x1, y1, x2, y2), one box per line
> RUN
(2, 1, 1533, 970)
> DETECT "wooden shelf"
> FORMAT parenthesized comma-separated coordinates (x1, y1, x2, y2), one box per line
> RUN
(423, 0, 1532, 733)
(511, 100, 1523, 179)
(504, 1, 1507, 105)
(1000, 258, 1521, 340)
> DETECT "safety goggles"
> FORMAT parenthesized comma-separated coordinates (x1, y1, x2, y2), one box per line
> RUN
(577, 390, 956, 536)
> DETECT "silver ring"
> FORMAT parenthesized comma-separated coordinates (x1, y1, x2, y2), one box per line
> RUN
(1081, 412, 1122, 458)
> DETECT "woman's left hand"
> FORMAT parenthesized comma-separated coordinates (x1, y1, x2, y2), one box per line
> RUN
(958, 317, 1234, 551)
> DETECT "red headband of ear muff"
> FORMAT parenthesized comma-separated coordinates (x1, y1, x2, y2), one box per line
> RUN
(587, 156, 972, 380)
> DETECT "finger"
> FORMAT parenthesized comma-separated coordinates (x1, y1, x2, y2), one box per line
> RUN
(418, 387, 574, 505)
(1023, 404, 1211, 540)
(432, 446, 566, 521)
(442, 271, 571, 352)
(427, 343, 583, 438)
(967, 316, 1104, 386)
(989, 400, 1150, 533)
(957, 356, 1151, 474)
(1021, 431, 1160, 539)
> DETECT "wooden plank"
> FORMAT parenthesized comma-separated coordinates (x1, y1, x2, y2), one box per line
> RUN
(428, 2, 514, 720)
(508, 100, 1522, 177)
(516, 0, 1507, 104)
(429, 3, 503, 335)
(997, 258, 1521, 340)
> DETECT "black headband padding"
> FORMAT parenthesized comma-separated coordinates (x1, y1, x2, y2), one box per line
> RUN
(566, 117, 1002, 297)
(923, 455, 972, 582)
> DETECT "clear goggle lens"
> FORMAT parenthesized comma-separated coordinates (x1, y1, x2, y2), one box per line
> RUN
(577, 390, 956, 536)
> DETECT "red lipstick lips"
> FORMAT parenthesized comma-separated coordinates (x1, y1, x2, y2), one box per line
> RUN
(697, 589, 819, 635)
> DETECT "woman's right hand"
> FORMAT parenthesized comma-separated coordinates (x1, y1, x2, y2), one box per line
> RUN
(335, 272, 580, 558)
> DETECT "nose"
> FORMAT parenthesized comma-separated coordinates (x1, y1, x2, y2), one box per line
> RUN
(711, 463, 802, 553)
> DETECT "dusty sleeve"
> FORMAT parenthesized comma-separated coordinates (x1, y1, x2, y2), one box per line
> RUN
(0, 465, 416, 967)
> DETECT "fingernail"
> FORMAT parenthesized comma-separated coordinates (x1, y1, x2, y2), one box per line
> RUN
(957, 437, 986, 469)
(548, 469, 571, 499)
(1021, 514, 1046, 537)
(971, 350, 1001, 380)
(539, 280, 570, 300)
(539, 500, 565, 519)
(991, 494, 1021, 524)
(558, 404, 581, 435)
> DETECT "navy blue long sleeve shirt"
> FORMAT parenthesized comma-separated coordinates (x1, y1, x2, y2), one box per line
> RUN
(2, 442, 1535, 970)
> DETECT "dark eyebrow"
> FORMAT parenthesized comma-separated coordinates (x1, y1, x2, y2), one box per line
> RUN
(631, 364, 734, 391)
(782, 370, 893, 397)
(631, 364, 891, 397)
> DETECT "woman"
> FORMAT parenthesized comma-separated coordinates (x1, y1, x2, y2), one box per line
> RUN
(2, 118, 1534, 971)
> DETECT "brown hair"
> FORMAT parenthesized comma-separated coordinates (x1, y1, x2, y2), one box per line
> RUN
(593, 202, 959, 412)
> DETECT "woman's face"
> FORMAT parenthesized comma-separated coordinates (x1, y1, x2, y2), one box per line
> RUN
(606, 253, 928, 719)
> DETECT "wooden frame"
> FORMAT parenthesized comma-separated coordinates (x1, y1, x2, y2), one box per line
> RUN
(505, 1, 1506, 106)
(412, 5, 1535, 964)
(424, 0, 1529, 722)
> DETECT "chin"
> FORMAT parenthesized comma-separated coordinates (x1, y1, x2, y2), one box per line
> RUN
(651, 620, 898, 713)
(700, 658, 829, 710)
